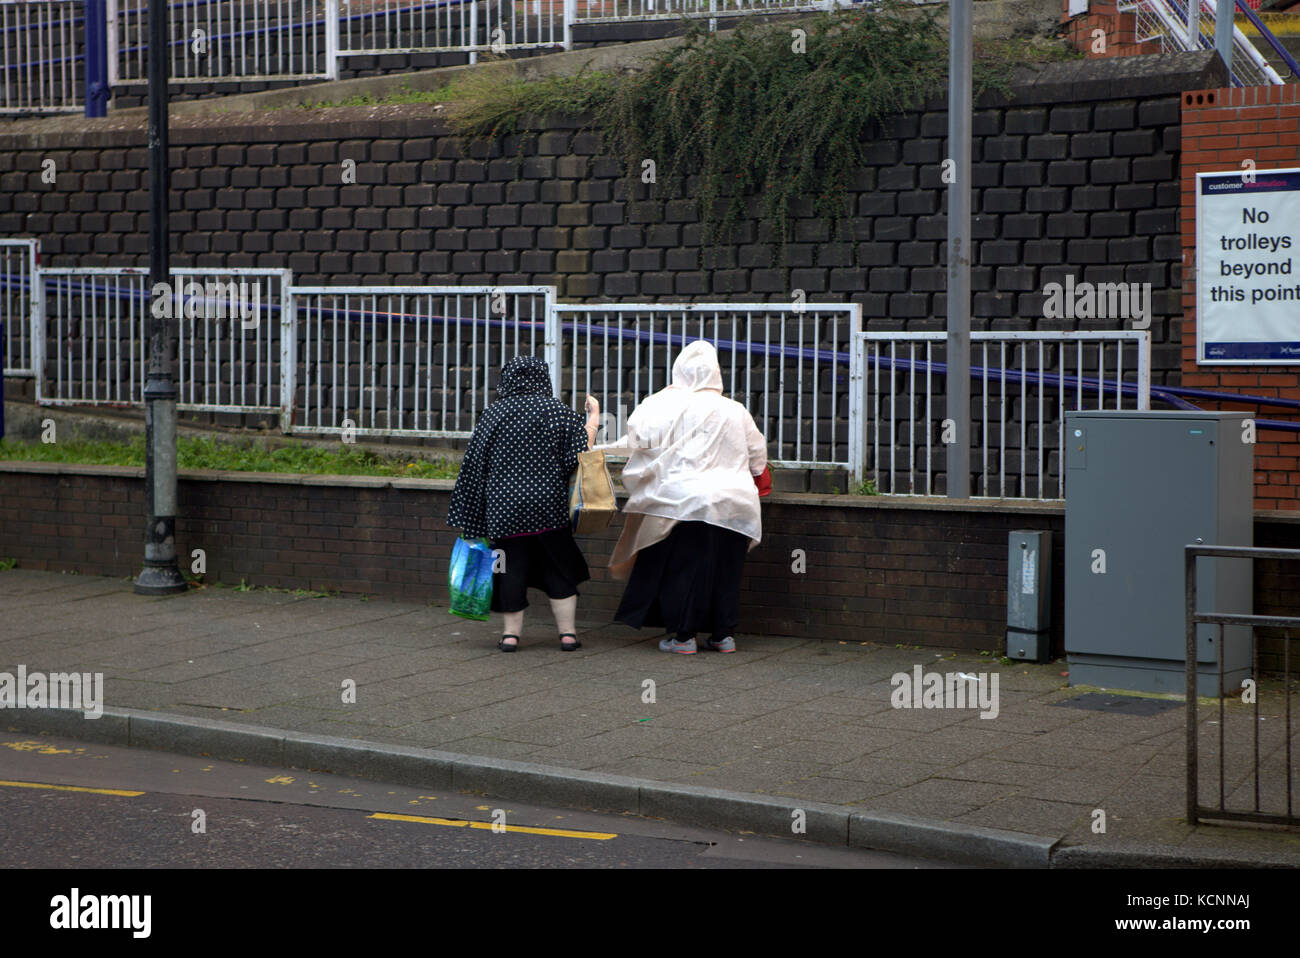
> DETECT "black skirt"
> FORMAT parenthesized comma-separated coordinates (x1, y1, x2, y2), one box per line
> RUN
(614, 520, 749, 639)
(489, 527, 590, 613)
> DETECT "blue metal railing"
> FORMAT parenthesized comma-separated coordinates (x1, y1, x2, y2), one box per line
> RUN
(1235, 0, 1300, 80)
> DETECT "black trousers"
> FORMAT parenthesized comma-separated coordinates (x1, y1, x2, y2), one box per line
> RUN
(614, 521, 749, 639)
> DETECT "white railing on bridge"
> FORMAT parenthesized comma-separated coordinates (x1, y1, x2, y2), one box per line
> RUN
(1, 238, 41, 376)
(290, 285, 555, 440)
(1118, 0, 1283, 86)
(571, 0, 840, 25)
(111, 0, 339, 85)
(0, 0, 83, 113)
(339, 0, 570, 58)
(556, 302, 862, 473)
(859, 329, 1151, 499)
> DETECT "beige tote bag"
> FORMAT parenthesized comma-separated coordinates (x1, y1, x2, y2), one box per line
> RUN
(568, 449, 618, 534)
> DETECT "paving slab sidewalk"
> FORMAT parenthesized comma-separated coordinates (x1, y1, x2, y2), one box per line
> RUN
(2, 568, 1298, 866)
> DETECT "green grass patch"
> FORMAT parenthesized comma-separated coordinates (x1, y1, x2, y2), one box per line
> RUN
(0, 435, 460, 480)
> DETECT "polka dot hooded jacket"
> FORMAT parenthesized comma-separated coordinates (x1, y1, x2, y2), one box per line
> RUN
(447, 355, 588, 539)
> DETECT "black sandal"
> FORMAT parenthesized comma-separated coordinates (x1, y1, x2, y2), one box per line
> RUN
(560, 633, 581, 652)
(499, 634, 519, 652)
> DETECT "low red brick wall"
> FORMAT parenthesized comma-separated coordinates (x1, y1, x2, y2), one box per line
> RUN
(2, 462, 1298, 665)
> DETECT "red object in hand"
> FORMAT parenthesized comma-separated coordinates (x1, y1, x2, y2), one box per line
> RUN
(753, 465, 772, 498)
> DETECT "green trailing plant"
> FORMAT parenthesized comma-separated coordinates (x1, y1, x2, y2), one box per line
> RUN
(599, 4, 952, 252)
(438, 5, 1073, 259)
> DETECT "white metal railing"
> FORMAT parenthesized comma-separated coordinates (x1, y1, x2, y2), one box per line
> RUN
(859, 330, 1151, 499)
(171, 268, 293, 420)
(339, 0, 569, 57)
(111, 0, 338, 85)
(0, 0, 83, 113)
(1, 238, 41, 376)
(290, 285, 555, 439)
(557, 302, 862, 472)
(40, 266, 149, 405)
(14, 247, 1160, 501)
(37, 267, 293, 423)
(571, 0, 840, 25)
(1120, 0, 1283, 86)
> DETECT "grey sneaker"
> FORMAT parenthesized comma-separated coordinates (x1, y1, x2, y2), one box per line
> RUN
(658, 636, 697, 654)
(706, 636, 736, 653)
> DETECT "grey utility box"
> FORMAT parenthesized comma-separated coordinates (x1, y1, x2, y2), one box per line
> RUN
(1065, 410, 1253, 696)
(1007, 531, 1052, 662)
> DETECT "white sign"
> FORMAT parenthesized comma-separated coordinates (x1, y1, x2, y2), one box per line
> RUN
(1196, 168, 1300, 364)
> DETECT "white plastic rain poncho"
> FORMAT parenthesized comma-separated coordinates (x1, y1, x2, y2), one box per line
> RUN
(596, 340, 768, 579)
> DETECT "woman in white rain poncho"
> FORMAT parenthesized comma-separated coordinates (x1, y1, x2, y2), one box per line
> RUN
(596, 340, 768, 654)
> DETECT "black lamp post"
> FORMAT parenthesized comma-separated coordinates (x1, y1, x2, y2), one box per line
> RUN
(134, 0, 186, 595)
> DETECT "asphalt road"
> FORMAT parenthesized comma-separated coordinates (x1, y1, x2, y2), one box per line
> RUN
(0, 732, 956, 869)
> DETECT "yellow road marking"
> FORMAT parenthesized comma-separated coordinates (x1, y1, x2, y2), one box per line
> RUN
(0, 779, 144, 797)
(368, 811, 616, 840)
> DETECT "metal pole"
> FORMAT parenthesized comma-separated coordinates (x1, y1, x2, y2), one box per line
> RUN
(1188, 0, 1201, 51)
(84, 0, 109, 118)
(1186, 546, 1199, 826)
(1215, 0, 1234, 75)
(946, 0, 972, 498)
(134, 0, 185, 596)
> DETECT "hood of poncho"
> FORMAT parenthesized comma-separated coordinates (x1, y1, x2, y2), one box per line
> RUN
(610, 340, 767, 544)
(670, 340, 724, 393)
(497, 355, 553, 399)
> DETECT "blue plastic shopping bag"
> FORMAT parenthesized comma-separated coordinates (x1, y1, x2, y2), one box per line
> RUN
(448, 536, 494, 621)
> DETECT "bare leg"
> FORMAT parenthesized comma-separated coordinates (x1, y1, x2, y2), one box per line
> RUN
(502, 610, 523, 649)
(548, 595, 577, 635)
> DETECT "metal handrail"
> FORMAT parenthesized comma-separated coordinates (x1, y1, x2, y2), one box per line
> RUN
(1235, 0, 1300, 79)
(1185, 543, 1299, 828)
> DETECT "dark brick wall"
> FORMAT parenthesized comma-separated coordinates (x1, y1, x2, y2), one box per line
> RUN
(1, 54, 1231, 490)
(2, 461, 1297, 668)
(0, 53, 1224, 382)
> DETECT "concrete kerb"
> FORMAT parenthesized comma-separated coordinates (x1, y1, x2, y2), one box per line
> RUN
(848, 811, 1057, 869)
(0, 706, 1075, 866)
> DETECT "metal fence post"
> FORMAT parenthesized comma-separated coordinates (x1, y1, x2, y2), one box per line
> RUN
(30, 241, 44, 403)
(106, 0, 119, 88)
(544, 287, 561, 396)
(1215, 0, 1233, 73)
(563, 0, 575, 50)
(1185, 545, 1200, 826)
(473, 0, 483, 64)
(325, 0, 339, 80)
(280, 282, 297, 433)
(848, 307, 865, 487)
(946, 0, 972, 498)
(84, 0, 110, 117)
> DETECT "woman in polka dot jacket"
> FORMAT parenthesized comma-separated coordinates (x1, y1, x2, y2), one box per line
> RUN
(448, 355, 600, 652)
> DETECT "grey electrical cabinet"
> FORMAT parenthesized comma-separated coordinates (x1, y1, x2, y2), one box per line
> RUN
(1065, 410, 1253, 696)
